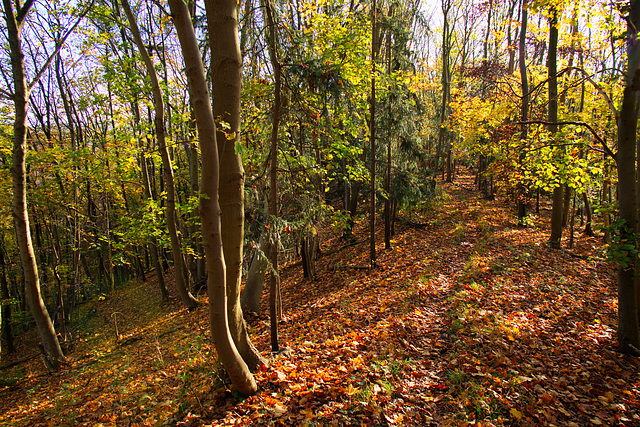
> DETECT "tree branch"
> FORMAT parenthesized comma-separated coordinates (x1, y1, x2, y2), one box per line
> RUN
(27, 1, 94, 93)
(15, 0, 35, 24)
(568, 66, 619, 121)
(0, 87, 12, 99)
(516, 120, 616, 160)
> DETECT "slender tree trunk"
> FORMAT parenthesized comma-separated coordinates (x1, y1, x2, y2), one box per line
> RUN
(562, 184, 572, 228)
(168, 0, 257, 395)
(384, 19, 392, 251)
(121, 0, 198, 310)
(517, 0, 529, 223)
(263, 0, 281, 353)
(205, 0, 264, 369)
(582, 192, 594, 236)
(3, 0, 66, 368)
(547, 8, 563, 249)
(370, 0, 377, 269)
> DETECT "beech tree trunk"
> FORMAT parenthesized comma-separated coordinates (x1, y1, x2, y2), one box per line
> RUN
(168, 0, 257, 395)
(241, 235, 271, 314)
(205, 0, 264, 369)
(121, 0, 198, 311)
(3, 0, 66, 368)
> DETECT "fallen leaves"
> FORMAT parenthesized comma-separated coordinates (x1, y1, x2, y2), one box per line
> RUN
(2, 173, 639, 426)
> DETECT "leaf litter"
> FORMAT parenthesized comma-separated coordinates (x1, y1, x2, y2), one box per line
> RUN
(0, 172, 638, 426)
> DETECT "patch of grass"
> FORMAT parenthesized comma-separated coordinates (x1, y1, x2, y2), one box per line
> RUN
(446, 371, 508, 422)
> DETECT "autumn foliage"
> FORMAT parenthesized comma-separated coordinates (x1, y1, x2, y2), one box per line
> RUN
(1, 173, 637, 426)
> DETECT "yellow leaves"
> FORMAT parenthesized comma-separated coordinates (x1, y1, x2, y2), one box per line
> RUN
(510, 408, 523, 419)
(352, 354, 365, 370)
(344, 384, 359, 396)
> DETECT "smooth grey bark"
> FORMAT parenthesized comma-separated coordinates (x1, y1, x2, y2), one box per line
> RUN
(205, 0, 264, 369)
(241, 235, 271, 314)
(168, 0, 257, 395)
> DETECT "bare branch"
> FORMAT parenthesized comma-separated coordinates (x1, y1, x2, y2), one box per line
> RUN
(0, 87, 12, 99)
(15, 0, 35, 24)
(27, 1, 94, 93)
(568, 66, 619, 121)
(516, 120, 616, 161)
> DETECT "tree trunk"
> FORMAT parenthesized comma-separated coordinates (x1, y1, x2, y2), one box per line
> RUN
(561, 184, 572, 228)
(263, 0, 281, 353)
(615, 0, 640, 355)
(168, 0, 257, 395)
(517, 0, 529, 223)
(2, 0, 66, 368)
(547, 8, 563, 249)
(582, 192, 594, 237)
(205, 0, 264, 369)
(369, 0, 377, 269)
(301, 235, 316, 279)
(384, 22, 392, 251)
(121, 0, 198, 311)
(241, 235, 271, 315)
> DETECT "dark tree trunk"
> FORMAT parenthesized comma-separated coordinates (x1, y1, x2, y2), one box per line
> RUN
(547, 9, 563, 249)
(615, 0, 640, 355)
(369, 0, 377, 269)
(263, 0, 281, 353)
(517, 0, 529, 223)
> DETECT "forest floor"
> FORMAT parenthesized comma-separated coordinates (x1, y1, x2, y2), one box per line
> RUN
(1, 172, 639, 426)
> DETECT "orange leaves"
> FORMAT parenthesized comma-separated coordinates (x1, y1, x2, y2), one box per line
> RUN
(3, 172, 635, 427)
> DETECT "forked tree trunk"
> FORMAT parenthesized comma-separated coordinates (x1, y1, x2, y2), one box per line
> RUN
(168, 0, 257, 395)
(3, 0, 66, 368)
(121, 0, 198, 311)
(205, 0, 264, 369)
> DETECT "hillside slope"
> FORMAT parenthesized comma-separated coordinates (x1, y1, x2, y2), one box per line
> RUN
(0, 172, 637, 426)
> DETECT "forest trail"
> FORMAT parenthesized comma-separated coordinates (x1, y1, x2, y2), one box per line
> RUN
(1, 171, 638, 426)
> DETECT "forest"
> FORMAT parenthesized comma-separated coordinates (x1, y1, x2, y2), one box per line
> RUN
(0, 0, 639, 425)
